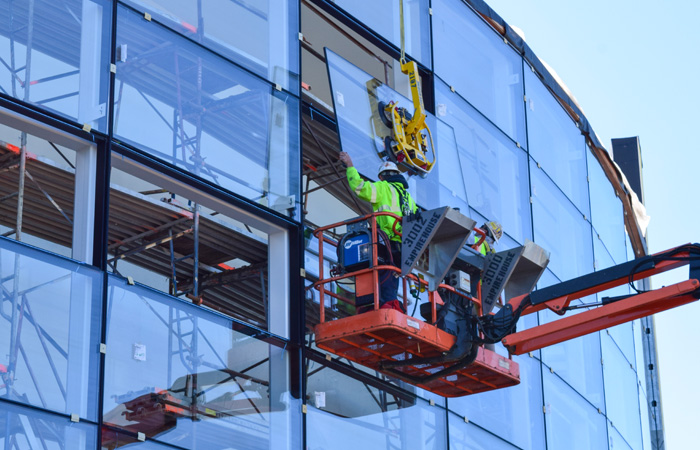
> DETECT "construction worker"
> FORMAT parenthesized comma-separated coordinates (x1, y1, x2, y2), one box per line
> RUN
(338, 151, 417, 312)
(477, 221, 503, 255)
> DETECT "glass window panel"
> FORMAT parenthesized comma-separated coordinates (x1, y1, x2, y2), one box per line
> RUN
(525, 69, 589, 217)
(436, 80, 531, 244)
(306, 361, 447, 450)
(114, 5, 300, 219)
(447, 354, 545, 449)
(103, 276, 299, 449)
(602, 332, 643, 449)
(122, 0, 299, 93)
(0, 400, 97, 448)
(333, 0, 431, 67)
(327, 49, 461, 213)
(588, 148, 626, 264)
(0, 237, 102, 420)
(0, 122, 79, 258)
(0, 0, 111, 131)
(108, 160, 290, 337)
(539, 308, 605, 411)
(543, 369, 608, 450)
(448, 411, 520, 450)
(432, 0, 526, 145)
(531, 159, 593, 281)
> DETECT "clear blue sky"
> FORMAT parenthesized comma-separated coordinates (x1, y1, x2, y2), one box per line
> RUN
(485, 0, 700, 448)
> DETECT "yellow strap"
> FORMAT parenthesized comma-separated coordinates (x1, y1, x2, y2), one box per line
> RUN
(399, 0, 406, 64)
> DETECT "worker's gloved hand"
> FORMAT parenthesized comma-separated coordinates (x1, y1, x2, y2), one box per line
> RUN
(339, 151, 353, 168)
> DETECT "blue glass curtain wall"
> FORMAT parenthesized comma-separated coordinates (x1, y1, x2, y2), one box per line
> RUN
(113, 4, 301, 219)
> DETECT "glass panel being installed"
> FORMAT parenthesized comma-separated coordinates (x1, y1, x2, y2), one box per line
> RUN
(0, 237, 102, 421)
(103, 276, 299, 449)
(0, 0, 112, 130)
(114, 5, 300, 219)
(326, 49, 461, 213)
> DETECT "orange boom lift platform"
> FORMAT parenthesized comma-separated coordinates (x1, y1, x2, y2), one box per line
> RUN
(311, 210, 700, 398)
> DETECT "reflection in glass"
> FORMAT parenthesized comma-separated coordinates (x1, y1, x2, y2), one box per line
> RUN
(433, 0, 526, 145)
(306, 359, 446, 450)
(588, 148, 626, 264)
(448, 354, 545, 449)
(437, 81, 531, 244)
(121, 0, 299, 93)
(602, 332, 643, 449)
(334, 0, 431, 67)
(0, 0, 112, 131)
(114, 5, 300, 218)
(543, 369, 608, 450)
(0, 237, 102, 420)
(0, 400, 97, 448)
(525, 69, 589, 217)
(103, 276, 299, 449)
(531, 160, 593, 281)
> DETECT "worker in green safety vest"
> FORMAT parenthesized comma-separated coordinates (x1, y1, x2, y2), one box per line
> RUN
(477, 221, 503, 255)
(338, 151, 418, 312)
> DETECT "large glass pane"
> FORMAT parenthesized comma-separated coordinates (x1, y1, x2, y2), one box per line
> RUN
(333, 0, 431, 67)
(122, 0, 299, 93)
(449, 411, 520, 450)
(108, 159, 290, 337)
(531, 159, 593, 281)
(588, 148, 626, 264)
(543, 369, 608, 450)
(633, 319, 646, 395)
(602, 332, 643, 450)
(327, 49, 463, 214)
(114, 5, 300, 219)
(539, 304, 605, 410)
(433, 0, 526, 145)
(0, 0, 112, 131)
(447, 353, 545, 449)
(437, 80, 531, 244)
(538, 269, 604, 409)
(103, 276, 299, 450)
(306, 360, 447, 450)
(0, 400, 97, 448)
(0, 122, 79, 258)
(525, 68, 589, 217)
(0, 237, 102, 420)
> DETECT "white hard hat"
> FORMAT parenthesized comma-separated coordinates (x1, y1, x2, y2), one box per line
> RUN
(377, 160, 399, 177)
(484, 221, 503, 243)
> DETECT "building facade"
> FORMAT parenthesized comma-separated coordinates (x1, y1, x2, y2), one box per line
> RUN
(0, 0, 656, 449)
